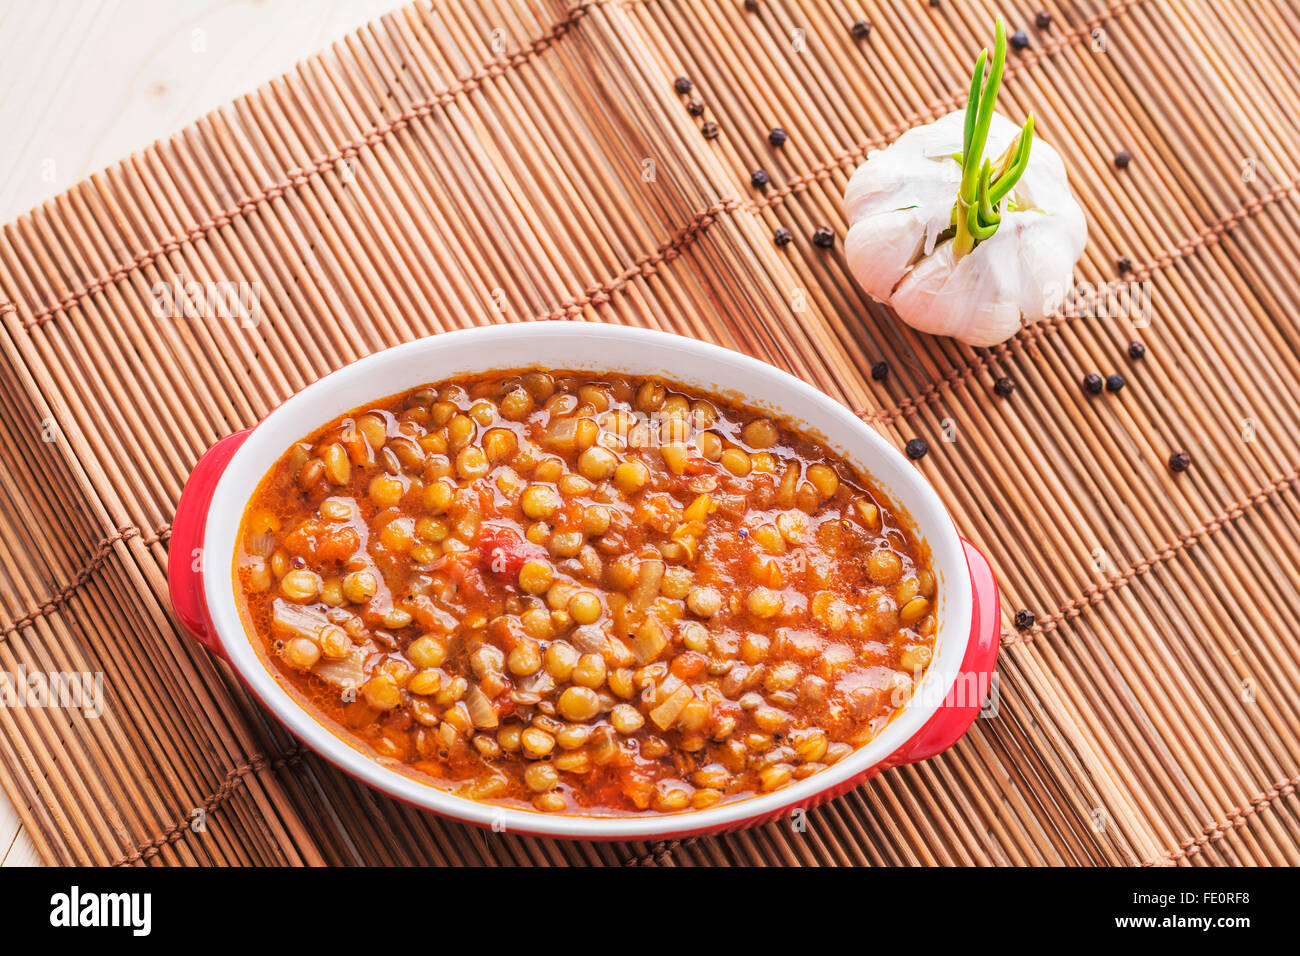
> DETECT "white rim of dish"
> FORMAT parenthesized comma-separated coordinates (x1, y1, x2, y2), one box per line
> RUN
(201, 324, 972, 838)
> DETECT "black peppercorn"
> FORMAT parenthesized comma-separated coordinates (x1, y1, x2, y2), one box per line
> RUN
(1117, 255, 1133, 274)
(750, 169, 770, 189)
(773, 227, 793, 246)
(768, 126, 787, 147)
(1036, 11, 1052, 29)
(905, 438, 928, 460)
(851, 20, 872, 40)
(673, 76, 692, 95)
(1014, 608, 1036, 631)
(1169, 451, 1191, 473)
(686, 98, 705, 117)
(1105, 373, 1125, 392)
(871, 361, 889, 381)
(811, 226, 835, 248)
(993, 377, 1016, 397)
(1010, 29, 1030, 50)
(1114, 149, 1132, 169)
(1128, 341, 1146, 361)
(701, 121, 719, 140)
(1083, 372, 1104, 394)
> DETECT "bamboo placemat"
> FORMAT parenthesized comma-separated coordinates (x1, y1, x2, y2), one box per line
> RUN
(1, 0, 1298, 866)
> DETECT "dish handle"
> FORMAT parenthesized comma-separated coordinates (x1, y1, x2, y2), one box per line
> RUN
(889, 537, 1001, 765)
(168, 429, 251, 662)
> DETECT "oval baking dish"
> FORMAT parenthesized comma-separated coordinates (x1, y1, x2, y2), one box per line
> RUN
(169, 323, 999, 839)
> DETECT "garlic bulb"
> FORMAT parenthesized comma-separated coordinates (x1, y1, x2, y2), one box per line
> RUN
(843, 23, 1086, 347)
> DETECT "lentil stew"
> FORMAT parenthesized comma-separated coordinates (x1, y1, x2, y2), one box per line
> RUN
(234, 370, 937, 815)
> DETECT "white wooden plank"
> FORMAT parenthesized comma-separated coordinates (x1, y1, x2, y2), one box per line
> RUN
(0, 822, 41, 867)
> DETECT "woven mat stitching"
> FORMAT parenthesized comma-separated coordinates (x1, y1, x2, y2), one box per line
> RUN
(1002, 464, 1300, 646)
(524, 200, 739, 319)
(623, 838, 684, 866)
(17, 0, 601, 329)
(11, 0, 1132, 330)
(111, 745, 305, 866)
(0, 524, 170, 644)
(1142, 772, 1300, 866)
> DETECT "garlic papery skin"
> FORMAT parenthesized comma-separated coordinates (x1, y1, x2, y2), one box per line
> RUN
(844, 110, 1087, 347)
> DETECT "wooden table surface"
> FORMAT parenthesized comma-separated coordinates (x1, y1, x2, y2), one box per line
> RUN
(0, 0, 396, 867)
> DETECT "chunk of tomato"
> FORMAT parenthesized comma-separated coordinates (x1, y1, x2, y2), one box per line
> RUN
(476, 524, 545, 583)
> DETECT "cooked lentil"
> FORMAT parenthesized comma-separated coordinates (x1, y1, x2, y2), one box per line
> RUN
(236, 370, 936, 815)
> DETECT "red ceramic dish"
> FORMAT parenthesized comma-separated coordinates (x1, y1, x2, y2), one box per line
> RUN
(169, 324, 999, 839)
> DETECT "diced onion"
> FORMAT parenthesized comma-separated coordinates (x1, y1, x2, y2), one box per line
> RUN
(314, 648, 368, 691)
(271, 600, 330, 642)
(630, 618, 668, 664)
(649, 682, 694, 730)
(628, 558, 664, 617)
(465, 685, 499, 729)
